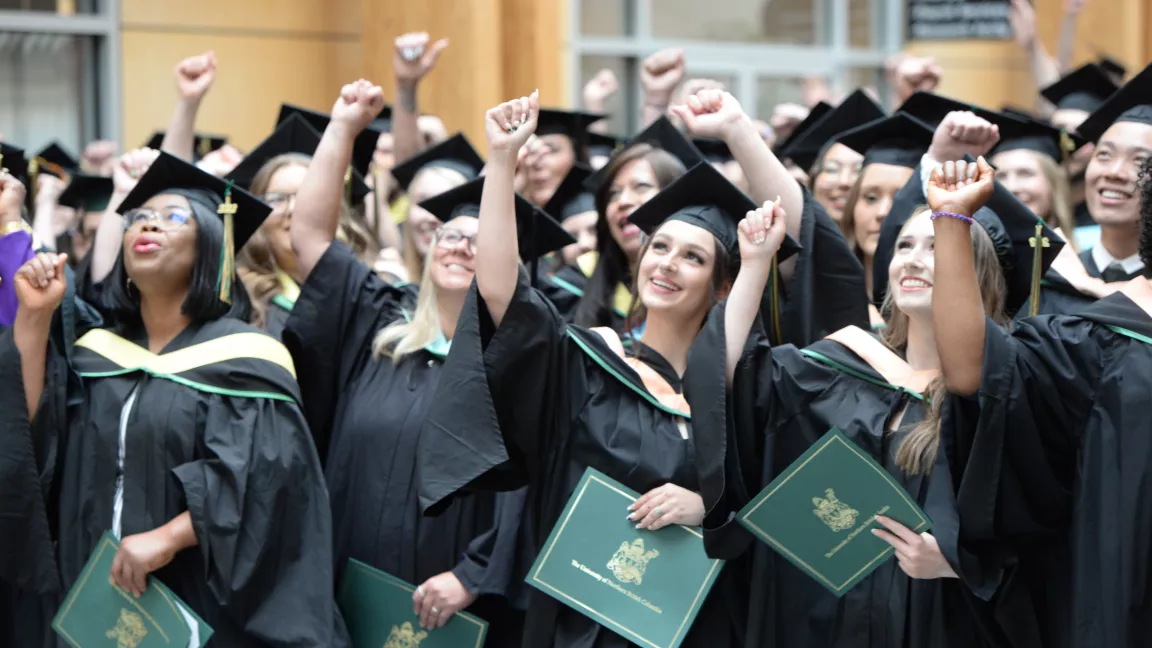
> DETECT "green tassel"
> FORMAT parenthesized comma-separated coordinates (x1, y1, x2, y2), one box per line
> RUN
(216, 181, 237, 304)
(1028, 219, 1049, 317)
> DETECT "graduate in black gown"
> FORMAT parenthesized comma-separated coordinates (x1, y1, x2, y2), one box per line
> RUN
(687, 150, 1063, 646)
(930, 82, 1152, 648)
(280, 80, 567, 644)
(418, 90, 799, 647)
(229, 113, 373, 338)
(0, 151, 347, 647)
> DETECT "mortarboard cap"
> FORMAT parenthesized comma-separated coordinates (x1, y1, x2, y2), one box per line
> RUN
(626, 161, 801, 260)
(834, 112, 934, 169)
(34, 141, 79, 176)
(779, 91, 886, 171)
(1074, 61, 1152, 144)
(583, 116, 705, 192)
(1039, 64, 1120, 114)
(587, 132, 624, 159)
(0, 142, 30, 185)
(276, 103, 381, 176)
(896, 91, 1006, 128)
(693, 138, 735, 164)
(774, 101, 833, 156)
(991, 112, 1084, 162)
(1098, 56, 1127, 81)
(226, 113, 371, 204)
(390, 132, 485, 191)
(145, 132, 228, 160)
(536, 108, 606, 149)
(543, 164, 597, 221)
(118, 151, 273, 303)
(1001, 106, 1035, 121)
(58, 174, 113, 212)
(418, 176, 575, 261)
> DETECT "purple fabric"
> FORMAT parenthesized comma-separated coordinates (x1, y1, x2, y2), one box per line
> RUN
(0, 230, 34, 327)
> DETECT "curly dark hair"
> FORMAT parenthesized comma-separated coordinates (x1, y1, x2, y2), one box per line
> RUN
(1141, 157, 1152, 277)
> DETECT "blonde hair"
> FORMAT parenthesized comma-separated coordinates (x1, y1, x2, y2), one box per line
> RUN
(372, 229, 444, 364)
(1036, 153, 1078, 253)
(882, 206, 1008, 474)
(237, 153, 380, 330)
(402, 166, 469, 283)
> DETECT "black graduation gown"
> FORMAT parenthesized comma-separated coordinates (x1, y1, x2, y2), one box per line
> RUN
(0, 311, 347, 647)
(539, 262, 592, 321)
(1015, 269, 1097, 319)
(1079, 248, 1143, 282)
(685, 310, 1010, 648)
(280, 242, 526, 645)
(418, 269, 743, 648)
(264, 294, 293, 339)
(947, 293, 1152, 648)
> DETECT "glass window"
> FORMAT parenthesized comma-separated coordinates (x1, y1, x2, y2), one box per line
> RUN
(651, 0, 817, 45)
(849, 0, 878, 48)
(0, 32, 98, 153)
(580, 0, 629, 36)
(0, 0, 101, 14)
(755, 76, 807, 121)
(581, 55, 633, 135)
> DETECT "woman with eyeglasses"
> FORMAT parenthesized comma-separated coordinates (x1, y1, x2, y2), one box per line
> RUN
(281, 80, 559, 644)
(1, 149, 347, 646)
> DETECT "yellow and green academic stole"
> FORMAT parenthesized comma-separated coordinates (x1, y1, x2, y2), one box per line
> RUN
(271, 268, 301, 312)
(574, 251, 634, 319)
(800, 325, 936, 401)
(73, 328, 299, 403)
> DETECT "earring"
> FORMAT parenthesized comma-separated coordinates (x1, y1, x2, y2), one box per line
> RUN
(126, 277, 137, 298)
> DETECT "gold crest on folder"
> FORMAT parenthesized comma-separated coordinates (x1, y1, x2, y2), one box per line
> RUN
(383, 621, 428, 648)
(105, 608, 148, 648)
(812, 488, 859, 532)
(607, 539, 660, 585)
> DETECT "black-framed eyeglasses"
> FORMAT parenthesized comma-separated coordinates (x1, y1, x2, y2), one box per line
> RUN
(435, 227, 477, 253)
(122, 207, 193, 231)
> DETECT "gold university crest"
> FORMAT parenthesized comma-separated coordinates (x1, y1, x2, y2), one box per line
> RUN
(383, 621, 428, 648)
(812, 488, 859, 532)
(105, 608, 148, 648)
(607, 538, 660, 585)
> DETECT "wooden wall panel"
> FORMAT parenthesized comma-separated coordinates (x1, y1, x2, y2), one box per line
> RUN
(120, 0, 361, 37)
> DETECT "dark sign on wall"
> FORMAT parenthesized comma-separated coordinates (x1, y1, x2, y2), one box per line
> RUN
(907, 0, 1012, 41)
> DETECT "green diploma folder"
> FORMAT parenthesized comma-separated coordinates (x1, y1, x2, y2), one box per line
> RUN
(527, 467, 724, 648)
(337, 558, 489, 648)
(737, 428, 933, 597)
(52, 530, 213, 648)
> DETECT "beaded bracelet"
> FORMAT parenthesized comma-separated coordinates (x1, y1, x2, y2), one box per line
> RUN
(930, 211, 974, 225)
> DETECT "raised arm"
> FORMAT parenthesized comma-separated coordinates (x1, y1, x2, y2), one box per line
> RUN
(928, 157, 996, 395)
(31, 175, 65, 252)
(291, 79, 385, 281)
(673, 91, 803, 246)
(477, 91, 539, 327)
(583, 69, 619, 134)
(162, 52, 217, 162)
(393, 32, 449, 166)
(725, 199, 788, 385)
(1057, 0, 1088, 72)
(640, 49, 686, 128)
(89, 148, 159, 283)
(12, 252, 68, 420)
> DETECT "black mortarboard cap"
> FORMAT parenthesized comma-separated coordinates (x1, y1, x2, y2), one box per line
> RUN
(0, 142, 30, 185)
(779, 91, 886, 171)
(34, 141, 78, 174)
(1075, 61, 1152, 143)
(896, 91, 1005, 129)
(626, 161, 800, 260)
(276, 103, 381, 176)
(1039, 64, 1120, 113)
(834, 112, 934, 169)
(58, 174, 113, 212)
(587, 132, 623, 159)
(871, 167, 1061, 316)
(390, 132, 485, 191)
(991, 112, 1084, 162)
(1001, 106, 1035, 121)
(226, 113, 370, 204)
(536, 108, 606, 144)
(144, 132, 228, 159)
(773, 101, 833, 155)
(1098, 56, 1127, 81)
(118, 151, 272, 303)
(543, 164, 596, 221)
(583, 116, 705, 192)
(418, 176, 574, 261)
(693, 138, 734, 164)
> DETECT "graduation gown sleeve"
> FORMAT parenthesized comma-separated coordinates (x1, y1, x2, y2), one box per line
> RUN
(281, 241, 414, 460)
(0, 230, 34, 327)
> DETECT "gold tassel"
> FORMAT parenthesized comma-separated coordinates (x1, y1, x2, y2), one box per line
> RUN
(27, 158, 39, 204)
(216, 183, 238, 304)
(198, 137, 212, 160)
(1028, 220, 1049, 317)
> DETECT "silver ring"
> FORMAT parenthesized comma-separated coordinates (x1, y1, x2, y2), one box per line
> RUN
(431, 607, 440, 614)
(401, 46, 423, 62)
(415, 586, 425, 598)
(653, 506, 664, 518)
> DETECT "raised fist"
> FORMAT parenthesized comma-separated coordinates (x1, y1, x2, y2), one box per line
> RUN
(175, 51, 217, 101)
(926, 157, 996, 218)
(641, 49, 686, 100)
(394, 32, 449, 87)
(112, 148, 161, 196)
(331, 79, 387, 132)
(14, 252, 69, 315)
(485, 91, 540, 163)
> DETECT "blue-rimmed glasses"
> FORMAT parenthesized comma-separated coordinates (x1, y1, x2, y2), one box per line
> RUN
(122, 207, 193, 231)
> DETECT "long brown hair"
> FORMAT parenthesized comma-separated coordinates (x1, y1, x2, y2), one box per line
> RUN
(882, 206, 1008, 474)
(237, 153, 378, 329)
(1036, 153, 1077, 253)
(574, 144, 687, 328)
